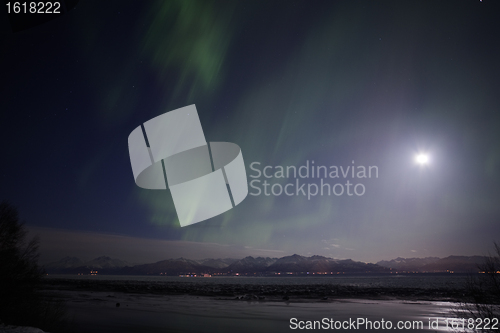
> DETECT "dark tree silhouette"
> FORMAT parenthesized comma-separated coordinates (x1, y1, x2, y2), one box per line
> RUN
(0, 201, 72, 332)
(0, 200, 44, 326)
(460, 242, 500, 332)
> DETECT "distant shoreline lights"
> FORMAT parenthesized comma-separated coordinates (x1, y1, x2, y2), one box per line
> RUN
(248, 161, 378, 199)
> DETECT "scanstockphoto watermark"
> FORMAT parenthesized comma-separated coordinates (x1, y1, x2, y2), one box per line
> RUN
(248, 161, 378, 199)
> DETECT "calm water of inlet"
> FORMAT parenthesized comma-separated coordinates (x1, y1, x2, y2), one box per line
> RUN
(43, 274, 475, 333)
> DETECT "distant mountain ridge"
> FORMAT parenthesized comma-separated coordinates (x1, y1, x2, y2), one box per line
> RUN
(376, 255, 488, 272)
(120, 258, 211, 276)
(43, 256, 84, 270)
(376, 257, 441, 271)
(43, 254, 387, 275)
(225, 256, 277, 273)
(43, 254, 489, 275)
(43, 256, 131, 274)
(198, 258, 239, 269)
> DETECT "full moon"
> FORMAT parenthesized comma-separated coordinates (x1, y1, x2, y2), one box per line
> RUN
(415, 153, 429, 165)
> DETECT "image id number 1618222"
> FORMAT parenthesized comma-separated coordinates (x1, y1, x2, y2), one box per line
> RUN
(6, 2, 61, 14)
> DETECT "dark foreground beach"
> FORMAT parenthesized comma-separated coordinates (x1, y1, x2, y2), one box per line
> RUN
(39, 275, 474, 332)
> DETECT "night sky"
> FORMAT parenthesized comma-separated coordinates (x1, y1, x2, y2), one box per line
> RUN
(1, 0, 499, 264)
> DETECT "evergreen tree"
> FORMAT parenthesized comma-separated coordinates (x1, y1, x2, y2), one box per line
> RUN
(0, 201, 43, 326)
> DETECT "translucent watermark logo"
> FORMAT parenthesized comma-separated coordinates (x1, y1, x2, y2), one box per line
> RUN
(128, 105, 248, 227)
(249, 161, 378, 199)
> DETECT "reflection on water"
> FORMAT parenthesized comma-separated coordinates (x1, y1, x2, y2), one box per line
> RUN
(60, 290, 465, 333)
